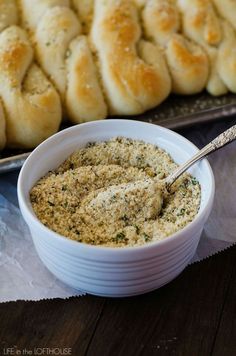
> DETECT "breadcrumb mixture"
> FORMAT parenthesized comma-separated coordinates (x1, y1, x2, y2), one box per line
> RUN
(30, 137, 201, 247)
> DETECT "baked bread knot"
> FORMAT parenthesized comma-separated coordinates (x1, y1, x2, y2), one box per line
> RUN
(65, 35, 108, 123)
(91, 0, 171, 115)
(178, 0, 227, 96)
(213, 0, 236, 31)
(20, 1, 107, 123)
(0, 0, 19, 33)
(217, 21, 236, 93)
(20, 0, 70, 33)
(142, 0, 180, 47)
(0, 101, 6, 150)
(141, 0, 209, 95)
(71, 0, 94, 33)
(178, 0, 222, 46)
(0, 26, 61, 148)
(166, 34, 209, 94)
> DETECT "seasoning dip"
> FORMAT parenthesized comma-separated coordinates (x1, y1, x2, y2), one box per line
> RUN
(30, 137, 201, 247)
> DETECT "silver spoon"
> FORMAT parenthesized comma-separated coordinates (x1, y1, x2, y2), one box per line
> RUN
(165, 124, 236, 190)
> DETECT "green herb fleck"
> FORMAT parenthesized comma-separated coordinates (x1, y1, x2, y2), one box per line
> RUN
(136, 154, 145, 167)
(116, 232, 125, 239)
(86, 142, 96, 147)
(180, 179, 189, 189)
(143, 233, 151, 242)
(177, 208, 186, 216)
(31, 196, 37, 203)
(134, 225, 140, 234)
(191, 177, 198, 185)
(113, 232, 127, 243)
(121, 215, 129, 223)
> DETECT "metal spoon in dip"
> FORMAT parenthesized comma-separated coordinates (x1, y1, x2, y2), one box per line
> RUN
(164, 123, 236, 190)
(83, 124, 236, 224)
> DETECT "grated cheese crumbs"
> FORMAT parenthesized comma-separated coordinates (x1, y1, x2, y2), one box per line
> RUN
(30, 137, 201, 247)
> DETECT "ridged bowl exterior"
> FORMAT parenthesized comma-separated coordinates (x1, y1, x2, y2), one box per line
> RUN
(18, 120, 215, 297)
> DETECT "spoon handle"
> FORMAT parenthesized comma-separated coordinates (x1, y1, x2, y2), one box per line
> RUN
(165, 124, 236, 189)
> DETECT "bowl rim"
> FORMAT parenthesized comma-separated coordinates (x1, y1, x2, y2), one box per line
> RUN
(17, 119, 215, 253)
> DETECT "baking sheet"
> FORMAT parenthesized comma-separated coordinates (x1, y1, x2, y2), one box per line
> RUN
(1, 91, 236, 173)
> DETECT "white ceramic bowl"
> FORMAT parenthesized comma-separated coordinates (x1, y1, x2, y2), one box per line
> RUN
(17, 120, 215, 297)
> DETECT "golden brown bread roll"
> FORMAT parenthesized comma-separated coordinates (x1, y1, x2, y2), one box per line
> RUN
(205, 46, 228, 96)
(20, 1, 107, 123)
(66, 35, 108, 123)
(142, 0, 180, 47)
(217, 21, 236, 93)
(178, 0, 228, 96)
(0, 101, 6, 150)
(178, 0, 222, 46)
(35, 6, 82, 97)
(91, 0, 171, 115)
(0, 0, 18, 32)
(72, 0, 94, 33)
(166, 34, 209, 94)
(141, 0, 209, 95)
(19, 0, 70, 33)
(133, 0, 146, 8)
(0, 26, 61, 148)
(213, 0, 236, 31)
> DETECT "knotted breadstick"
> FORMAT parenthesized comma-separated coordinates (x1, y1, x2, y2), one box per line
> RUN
(178, 0, 222, 45)
(91, 0, 171, 115)
(0, 0, 18, 32)
(20, 0, 70, 33)
(0, 101, 6, 150)
(0, 26, 61, 148)
(71, 0, 94, 33)
(217, 21, 236, 93)
(20, 0, 107, 123)
(142, 0, 181, 47)
(66, 35, 108, 123)
(213, 0, 236, 31)
(166, 34, 209, 95)
(133, 0, 146, 8)
(142, 0, 209, 95)
(177, 0, 227, 96)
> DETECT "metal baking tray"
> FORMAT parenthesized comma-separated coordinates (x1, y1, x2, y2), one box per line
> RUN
(1, 91, 236, 173)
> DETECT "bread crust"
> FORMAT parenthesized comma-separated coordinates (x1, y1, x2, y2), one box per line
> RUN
(0, 26, 61, 148)
(72, 0, 94, 33)
(142, 0, 209, 95)
(66, 35, 107, 123)
(142, 0, 180, 47)
(0, 0, 19, 33)
(166, 34, 209, 94)
(19, 0, 70, 33)
(217, 21, 236, 93)
(21, 1, 107, 123)
(213, 0, 236, 31)
(178, 0, 227, 96)
(0, 100, 6, 150)
(91, 0, 171, 115)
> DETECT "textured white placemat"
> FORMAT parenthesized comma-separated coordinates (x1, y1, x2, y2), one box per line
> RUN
(0, 119, 235, 302)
